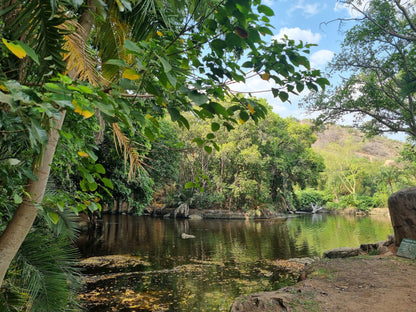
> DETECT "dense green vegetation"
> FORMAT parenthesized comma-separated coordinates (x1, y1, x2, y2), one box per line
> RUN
(1, 0, 416, 310)
(0, 0, 327, 309)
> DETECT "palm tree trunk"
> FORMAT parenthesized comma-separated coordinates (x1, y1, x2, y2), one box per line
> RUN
(0, 112, 66, 286)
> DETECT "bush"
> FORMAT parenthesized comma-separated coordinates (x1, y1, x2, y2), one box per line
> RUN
(296, 189, 326, 211)
(357, 195, 378, 212)
(325, 201, 343, 211)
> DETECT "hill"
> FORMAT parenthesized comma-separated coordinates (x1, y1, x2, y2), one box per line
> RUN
(312, 124, 403, 163)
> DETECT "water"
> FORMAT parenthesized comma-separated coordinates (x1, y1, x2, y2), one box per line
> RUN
(78, 213, 393, 311)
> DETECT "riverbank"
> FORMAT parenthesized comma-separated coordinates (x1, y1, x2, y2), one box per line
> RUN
(230, 244, 416, 312)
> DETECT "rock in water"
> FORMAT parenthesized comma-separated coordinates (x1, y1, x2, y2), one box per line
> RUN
(388, 186, 416, 246)
(181, 233, 195, 239)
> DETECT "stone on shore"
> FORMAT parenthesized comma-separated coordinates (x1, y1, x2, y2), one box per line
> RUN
(388, 186, 416, 246)
(323, 247, 362, 259)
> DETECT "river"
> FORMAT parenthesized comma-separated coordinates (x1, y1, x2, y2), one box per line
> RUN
(77, 213, 393, 311)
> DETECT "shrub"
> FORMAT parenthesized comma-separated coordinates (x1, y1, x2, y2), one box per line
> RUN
(296, 189, 326, 211)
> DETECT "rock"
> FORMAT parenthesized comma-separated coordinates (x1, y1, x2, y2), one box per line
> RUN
(388, 187, 416, 246)
(377, 245, 390, 255)
(230, 292, 293, 312)
(271, 258, 317, 284)
(323, 247, 362, 259)
(181, 233, 196, 239)
(188, 214, 203, 220)
(79, 255, 150, 274)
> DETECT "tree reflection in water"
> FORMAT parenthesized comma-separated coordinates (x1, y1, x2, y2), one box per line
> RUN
(78, 214, 392, 311)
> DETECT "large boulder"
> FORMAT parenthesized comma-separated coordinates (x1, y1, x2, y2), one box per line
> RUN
(388, 186, 416, 246)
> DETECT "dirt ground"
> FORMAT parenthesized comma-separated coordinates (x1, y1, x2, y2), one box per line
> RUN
(284, 255, 416, 312)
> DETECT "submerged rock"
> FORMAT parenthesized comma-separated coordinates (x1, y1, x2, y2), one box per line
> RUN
(79, 255, 150, 274)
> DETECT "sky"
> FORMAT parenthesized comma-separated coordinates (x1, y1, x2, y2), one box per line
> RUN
(230, 0, 363, 120)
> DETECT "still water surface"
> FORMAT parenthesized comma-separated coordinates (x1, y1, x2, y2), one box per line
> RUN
(78, 214, 393, 311)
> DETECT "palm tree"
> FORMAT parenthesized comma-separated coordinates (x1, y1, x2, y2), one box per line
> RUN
(0, 0, 187, 290)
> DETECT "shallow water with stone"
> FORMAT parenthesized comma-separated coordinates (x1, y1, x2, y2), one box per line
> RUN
(77, 213, 392, 311)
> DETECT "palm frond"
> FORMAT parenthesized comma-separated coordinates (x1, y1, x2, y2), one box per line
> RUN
(2, 0, 67, 79)
(2, 231, 81, 312)
(112, 122, 150, 180)
(95, 6, 130, 81)
(61, 19, 104, 86)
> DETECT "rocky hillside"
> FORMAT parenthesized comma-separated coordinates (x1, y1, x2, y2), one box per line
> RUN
(312, 124, 403, 162)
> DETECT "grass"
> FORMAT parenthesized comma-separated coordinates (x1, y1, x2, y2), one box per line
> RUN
(288, 291, 321, 312)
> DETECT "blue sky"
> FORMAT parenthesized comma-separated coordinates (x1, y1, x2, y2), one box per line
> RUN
(231, 0, 363, 119)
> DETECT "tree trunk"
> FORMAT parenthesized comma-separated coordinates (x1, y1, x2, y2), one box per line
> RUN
(0, 1, 97, 288)
(0, 112, 66, 286)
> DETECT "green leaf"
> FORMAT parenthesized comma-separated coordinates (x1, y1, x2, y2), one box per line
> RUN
(206, 133, 215, 140)
(105, 59, 127, 67)
(22, 168, 37, 180)
(18, 41, 40, 65)
(94, 164, 105, 174)
(144, 127, 156, 141)
(168, 107, 181, 122)
(239, 110, 250, 122)
(316, 78, 330, 90)
(185, 181, 194, 189)
(258, 4, 274, 16)
(48, 212, 59, 224)
(157, 55, 172, 73)
(102, 178, 114, 189)
(80, 179, 88, 191)
(13, 193, 23, 204)
(88, 181, 98, 192)
(124, 40, 142, 53)
(211, 122, 220, 132)
(188, 91, 209, 105)
(204, 145, 213, 154)
(296, 82, 304, 93)
(279, 91, 289, 102)
(29, 120, 48, 146)
(192, 137, 205, 147)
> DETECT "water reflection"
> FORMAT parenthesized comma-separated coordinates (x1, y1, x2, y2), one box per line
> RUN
(78, 214, 393, 311)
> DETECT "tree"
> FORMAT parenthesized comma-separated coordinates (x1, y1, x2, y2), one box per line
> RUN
(0, 0, 328, 287)
(174, 102, 324, 211)
(305, 0, 416, 139)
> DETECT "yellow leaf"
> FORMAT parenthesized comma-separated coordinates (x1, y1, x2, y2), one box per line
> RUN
(122, 69, 140, 80)
(239, 118, 246, 124)
(261, 72, 270, 81)
(162, 102, 166, 107)
(0, 84, 8, 92)
(78, 151, 90, 158)
(248, 104, 255, 114)
(2, 38, 26, 59)
(115, 0, 125, 11)
(72, 100, 94, 119)
(156, 31, 163, 37)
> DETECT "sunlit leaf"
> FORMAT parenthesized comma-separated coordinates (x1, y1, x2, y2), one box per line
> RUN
(122, 68, 140, 80)
(2, 38, 26, 59)
(48, 212, 59, 224)
(78, 151, 90, 158)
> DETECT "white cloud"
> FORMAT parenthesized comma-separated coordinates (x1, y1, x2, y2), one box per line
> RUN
(272, 27, 321, 44)
(310, 49, 335, 69)
(334, 0, 370, 18)
(288, 0, 326, 17)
